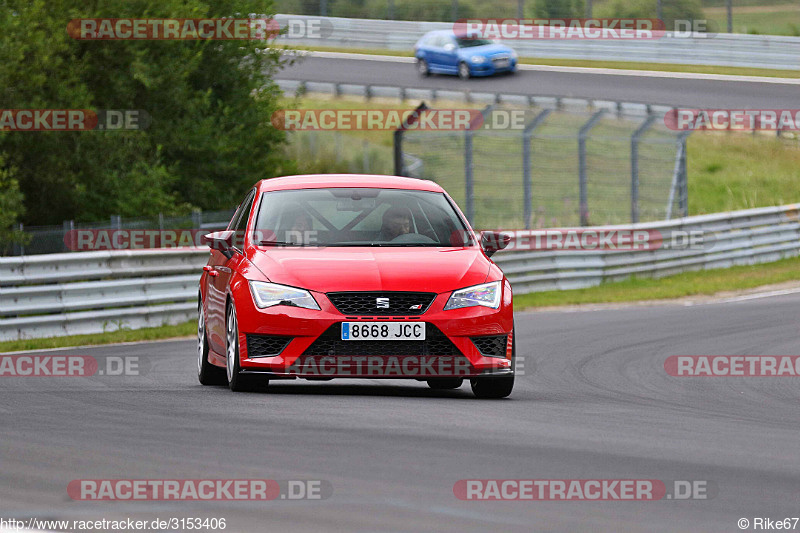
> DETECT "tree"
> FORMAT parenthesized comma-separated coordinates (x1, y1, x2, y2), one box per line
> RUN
(0, 0, 291, 225)
(0, 154, 24, 249)
(597, 0, 705, 32)
(534, 0, 585, 18)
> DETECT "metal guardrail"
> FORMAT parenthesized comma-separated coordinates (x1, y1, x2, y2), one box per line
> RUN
(276, 79, 677, 118)
(274, 14, 800, 71)
(1, 203, 799, 341)
(0, 249, 207, 341)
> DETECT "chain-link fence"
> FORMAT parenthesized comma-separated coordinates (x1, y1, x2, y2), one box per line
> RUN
(396, 105, 689, 229)
(2, 210, 236, 257)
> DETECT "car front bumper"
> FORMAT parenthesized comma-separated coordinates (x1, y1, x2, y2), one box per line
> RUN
(233, 282, 514, 379)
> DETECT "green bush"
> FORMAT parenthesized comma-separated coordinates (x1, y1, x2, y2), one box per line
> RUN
(0, 0, 291, 225)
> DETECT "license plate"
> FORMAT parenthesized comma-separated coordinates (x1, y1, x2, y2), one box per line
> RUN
(494, 59, 510, 68)
(341, 322, 426, 341)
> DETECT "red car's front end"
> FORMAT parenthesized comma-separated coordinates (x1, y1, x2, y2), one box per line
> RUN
(198, 174, 515, 398)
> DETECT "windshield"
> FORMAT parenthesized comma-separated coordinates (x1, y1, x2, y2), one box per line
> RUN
(455, 38, 493, 48)
(253, 188, 473, 247)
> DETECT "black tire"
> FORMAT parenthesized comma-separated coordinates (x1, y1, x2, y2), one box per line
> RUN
(197, 301, 226, 385)
(470, 326, 515, 399)
(470, 375, 514, 399)
(427, 378, 463, 390)
(458, 61, 471, 80)
(417, 58, 430, 77)
(226, 301, 268, 392)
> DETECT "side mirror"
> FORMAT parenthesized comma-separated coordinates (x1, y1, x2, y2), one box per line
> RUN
(202, 230, 236, 259)
(480, 231, 511, 258)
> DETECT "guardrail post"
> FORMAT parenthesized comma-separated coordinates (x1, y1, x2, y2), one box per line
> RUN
(631, 114, 657, 223)
(522, 109, 552, 229)
(578, 110, 606, 226)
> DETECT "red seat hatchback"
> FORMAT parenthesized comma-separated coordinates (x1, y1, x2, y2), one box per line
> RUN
(197, 174, 515, 398)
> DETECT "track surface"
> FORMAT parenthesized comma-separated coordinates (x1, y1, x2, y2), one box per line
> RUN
(2, 293, 800, 532)
(278, 55, 800, 108)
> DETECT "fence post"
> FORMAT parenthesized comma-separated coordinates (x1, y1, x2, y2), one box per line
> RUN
(578, 110, 606, 226)
(393, 102, 428, 176)
(630, 114, 657, 223)
(679, 131, 691, 217)
(192, 210, 202, 230)
(465, 128, 474, 224)
(13, 222, 23, 256)
(63, 220, 74, 252)
(111, 215, 122, 230)
(522, 109, 552, 229)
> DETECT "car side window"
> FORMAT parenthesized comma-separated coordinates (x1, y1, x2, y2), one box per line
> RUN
(233, 189, 256, 251)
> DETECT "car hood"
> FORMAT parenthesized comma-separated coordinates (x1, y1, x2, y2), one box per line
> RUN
(458, 43, 513, 56)
(249, 247, 491, 293)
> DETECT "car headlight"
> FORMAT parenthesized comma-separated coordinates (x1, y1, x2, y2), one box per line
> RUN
(444, 281, 501, 310)
(249, 281, 320, 310)
(510, 50, 518, 59)
(470, 55, 486, 64)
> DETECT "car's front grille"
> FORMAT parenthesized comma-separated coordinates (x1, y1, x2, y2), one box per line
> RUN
(302, 323, 461, 356)
(471, 335, 508, 357)
(246, 334, 293, 358)
(326, 291, 436, 316)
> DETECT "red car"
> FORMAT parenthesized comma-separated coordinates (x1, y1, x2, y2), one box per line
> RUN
(197, 174, 515, 398)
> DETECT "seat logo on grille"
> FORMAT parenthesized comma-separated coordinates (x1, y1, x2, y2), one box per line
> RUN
(376, 297, 390, 309)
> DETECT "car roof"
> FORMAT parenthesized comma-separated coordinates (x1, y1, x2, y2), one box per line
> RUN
(256, 174, 445, 193)
(422, 29, 455, 37)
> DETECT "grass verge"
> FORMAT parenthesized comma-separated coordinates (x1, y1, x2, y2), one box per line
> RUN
(293, 45, 800, 79)
(514, 255, 800, 308)
(0, 320, 196, 354)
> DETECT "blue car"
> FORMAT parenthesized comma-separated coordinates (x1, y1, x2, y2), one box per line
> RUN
(414, 30, 518, 80)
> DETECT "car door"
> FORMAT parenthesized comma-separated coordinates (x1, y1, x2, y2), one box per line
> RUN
(427, 35, 450, 72)
(438, 35, 459, 73)
(206, 188, 255, 355)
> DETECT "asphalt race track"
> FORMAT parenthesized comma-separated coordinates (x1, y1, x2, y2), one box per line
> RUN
(278, 54, 800, 109)
(3, 292, 800, 532)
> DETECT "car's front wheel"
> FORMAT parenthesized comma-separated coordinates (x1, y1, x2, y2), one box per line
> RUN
(458, 62, 471, 80)
(470, 327, 515, 398)
(470, 375, 514, 398)
(197, 301, 226, 385)
(417, 58, 430, 77)
(226, 301, 267, 392)
(427, 378, 463, 390)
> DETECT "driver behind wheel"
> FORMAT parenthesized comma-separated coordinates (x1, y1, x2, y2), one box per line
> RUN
(378, 206, 413, 241)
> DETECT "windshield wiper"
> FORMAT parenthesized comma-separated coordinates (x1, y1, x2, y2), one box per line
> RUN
(256, 240, 308, 247)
